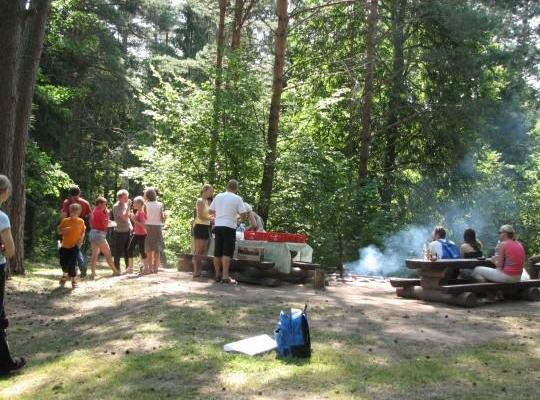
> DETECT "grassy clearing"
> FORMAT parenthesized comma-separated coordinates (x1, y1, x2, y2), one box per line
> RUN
(0, 262, 538, 399)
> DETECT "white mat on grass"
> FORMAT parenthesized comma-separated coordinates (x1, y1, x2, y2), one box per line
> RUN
(223, 334, 277, 356)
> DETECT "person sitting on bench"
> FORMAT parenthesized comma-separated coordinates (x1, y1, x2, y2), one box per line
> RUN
(472, 225, 524, 283)
(458, 228, 483, 280)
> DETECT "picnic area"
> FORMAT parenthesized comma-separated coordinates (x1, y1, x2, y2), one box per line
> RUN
(1, 0, 540, 399)
(0, 262, 538, 400)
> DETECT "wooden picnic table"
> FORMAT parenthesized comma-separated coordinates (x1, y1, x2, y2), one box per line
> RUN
(405, 258, 495, 290)
(390, 258, 540, 307)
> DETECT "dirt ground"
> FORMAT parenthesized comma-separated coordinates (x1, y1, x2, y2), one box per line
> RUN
(2, 266, 540, 399)
(7, 268, 539, 353)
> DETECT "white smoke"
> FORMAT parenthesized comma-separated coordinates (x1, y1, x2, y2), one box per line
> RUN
(344, 226, 431, 277)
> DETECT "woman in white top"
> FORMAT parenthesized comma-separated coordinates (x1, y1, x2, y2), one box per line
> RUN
(144, 187, 166, 273)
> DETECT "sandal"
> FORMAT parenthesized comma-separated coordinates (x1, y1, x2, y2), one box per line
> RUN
(11, 357, 26, 372)
(214, 276, 222, 283)
(221, 277, 237, 285)
(59, 276, 67, 287)
(71, 279, 78, 289)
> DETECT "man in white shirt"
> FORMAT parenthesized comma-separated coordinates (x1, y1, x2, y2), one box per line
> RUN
(428, 226, 458, 259)
(209, 180, 247, 284)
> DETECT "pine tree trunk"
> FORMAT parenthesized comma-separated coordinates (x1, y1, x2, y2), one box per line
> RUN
(259, 0, 288, 223)
(231, 0, 244, 52)
(381, 0, 406, 210)
(358, 0, 378, 181)
(208, 0, 227, 183)
(0, 0, 25, 177)
(346, 1, 360, 159)
(10, 0, 52, 275)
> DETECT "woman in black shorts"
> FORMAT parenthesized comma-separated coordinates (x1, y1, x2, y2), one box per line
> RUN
(192, 184, 214, 277)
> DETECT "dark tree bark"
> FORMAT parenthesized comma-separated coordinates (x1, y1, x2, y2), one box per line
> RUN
(381, 0, 406, 210)
(231, 0, 257, 52)
(358, 0, 378, 181)
(208, 0, 227, 183)
(259, 0, 289, 223)
(9, 0, 53, 274)
(0, 0, 25, 177)
(346, 1, 360, 159)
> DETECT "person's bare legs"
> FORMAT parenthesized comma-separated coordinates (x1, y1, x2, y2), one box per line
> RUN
(193, 239, 207, 277)
(213, 256, 222, 281)
(90, 244, 100, 279)
(154, 251, 160, 273)
(99, 241, 118, 275)
(221, 256, 231, 280)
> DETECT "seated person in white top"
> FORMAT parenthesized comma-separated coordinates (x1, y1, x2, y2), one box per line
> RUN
(243, 203, 265, 232)
(429, 226, 459, 259)
(429, 226, 460, 281)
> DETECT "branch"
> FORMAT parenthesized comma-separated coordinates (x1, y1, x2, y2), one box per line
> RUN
(290, 0, 356, 18)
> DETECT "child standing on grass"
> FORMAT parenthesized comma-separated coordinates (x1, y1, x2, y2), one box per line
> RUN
(89, 197, 119, 278)
(0, 175, 26, 375)
(144, 188, 166, 274)
(128, 196, 149, 274)
(57, 203, 86, 289)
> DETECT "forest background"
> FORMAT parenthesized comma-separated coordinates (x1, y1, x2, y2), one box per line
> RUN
(0, 0, 539, 275)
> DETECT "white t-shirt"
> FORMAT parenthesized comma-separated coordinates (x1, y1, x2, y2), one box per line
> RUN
(429, 238, 456, 259)
(0, 210, 11, 265)
(145, 201, 164, 226)
(210, 192, 246, 229)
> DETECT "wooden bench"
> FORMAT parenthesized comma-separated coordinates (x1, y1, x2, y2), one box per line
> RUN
(440, 279, 540, 301)
(390, 278, 421, 288)
(177, 253, 313, 286)
(292, 261, 320, 271)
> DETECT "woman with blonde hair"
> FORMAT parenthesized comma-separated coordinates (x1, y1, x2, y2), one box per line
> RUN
(192, 184, 214, 277)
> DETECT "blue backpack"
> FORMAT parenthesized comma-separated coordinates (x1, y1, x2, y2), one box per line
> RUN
(274, 305, 311, 358)
(438, 239, 460, 259)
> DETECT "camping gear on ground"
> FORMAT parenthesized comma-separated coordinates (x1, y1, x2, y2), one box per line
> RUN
(274, 304, 311, 358)
(223, 334, 277, 356)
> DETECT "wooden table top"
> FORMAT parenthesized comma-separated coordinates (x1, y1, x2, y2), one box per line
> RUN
(405, 258, 495, 270)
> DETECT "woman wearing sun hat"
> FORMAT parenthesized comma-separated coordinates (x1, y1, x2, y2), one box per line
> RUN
(472, 225, 525, 283)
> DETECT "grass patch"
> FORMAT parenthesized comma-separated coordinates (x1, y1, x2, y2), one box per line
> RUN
(0, 262, 538, 399)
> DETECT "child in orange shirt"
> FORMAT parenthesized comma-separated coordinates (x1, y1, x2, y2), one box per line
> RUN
(57, 203, 86, 288)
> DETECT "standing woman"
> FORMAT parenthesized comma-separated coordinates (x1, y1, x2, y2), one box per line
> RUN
(192, 184, 214, 278)
(0, 175, 26, 375)
(89, 197, 119, 278)
(144, 188, 166, 273)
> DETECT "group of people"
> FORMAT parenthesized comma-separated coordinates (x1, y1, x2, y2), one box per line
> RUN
(191, 179, 264, 284)
(57, 185, 166, 288)
(428, 225, 531, 283)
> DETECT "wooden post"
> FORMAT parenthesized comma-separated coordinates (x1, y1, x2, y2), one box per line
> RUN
(314, 268, 326, 290)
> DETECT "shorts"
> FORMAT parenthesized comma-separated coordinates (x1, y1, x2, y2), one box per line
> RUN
(145, 225, 163, 252)
(89, 230, 108, 244)
(59, 246, 78, 277)
(213, 226, 236, 258)
(193, 224, 210, 240)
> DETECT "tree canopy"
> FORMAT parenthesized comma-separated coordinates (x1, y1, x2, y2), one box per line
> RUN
(1, 0, 539, 272)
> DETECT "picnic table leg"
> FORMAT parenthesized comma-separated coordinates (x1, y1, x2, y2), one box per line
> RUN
(417, 268, 446, 290)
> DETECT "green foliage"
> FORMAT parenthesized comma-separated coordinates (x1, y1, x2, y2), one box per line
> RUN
(25, 0, 539, 268)
(25, 141, 72, 258)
